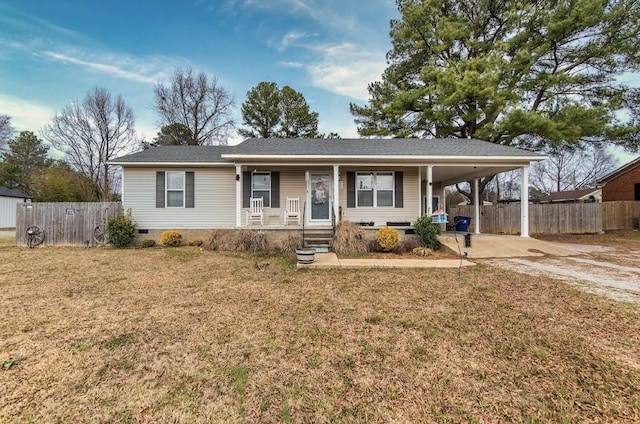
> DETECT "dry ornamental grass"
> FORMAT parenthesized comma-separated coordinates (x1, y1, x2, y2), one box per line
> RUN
(0, 235, 639, 423)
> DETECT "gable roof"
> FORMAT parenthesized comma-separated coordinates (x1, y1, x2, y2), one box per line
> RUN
(223, 138, 543, 160)
(0, 186, 31, 199)
(596, 156, 640, 185)
(537, 188, 600, 203)
(110, 145, 232, 165)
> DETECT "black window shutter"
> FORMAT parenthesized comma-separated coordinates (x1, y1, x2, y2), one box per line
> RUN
(395, 171, 403, 208)
(347, 172, 355, 208)
(243, 171, 251, 208)
(185, 172, 194, 208)
(156, 171, 165, 208)
(271, 172, 280, 208)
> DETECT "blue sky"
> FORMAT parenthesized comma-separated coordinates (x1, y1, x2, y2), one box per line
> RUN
(0, 0, 398, 145)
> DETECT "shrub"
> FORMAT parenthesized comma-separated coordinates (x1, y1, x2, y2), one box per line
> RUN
(375, 226, 399, 251)
(414, 215, 441, 250)
(235, 230, 268, 252)
(140, 239, 156, 248)
(412, 246, 433, 257)
(107, 211, 136, 248)
(206, 229, 235, 250)
(396, 236, 422, 253)
(205, 229, 269, 252)
(278, 233, 303, 253)
(332, 221, 369, 254)
(160, 230, 182, 247)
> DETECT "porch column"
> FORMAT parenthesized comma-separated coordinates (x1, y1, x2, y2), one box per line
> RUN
(235, 165, 242, 227)
(521, 164, 530, 237)
(333, 165, 340, 224)
(473, 178, 480, 234)
(418, 167, 422, 216)
(426, 165, 433, 215)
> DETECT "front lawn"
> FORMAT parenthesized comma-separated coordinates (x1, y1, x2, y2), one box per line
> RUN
(1, 242, 639, 423)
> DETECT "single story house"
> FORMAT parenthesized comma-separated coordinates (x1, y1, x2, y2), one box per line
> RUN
(110, 138, 545, 240)
(596, 157, 640, 201)
(0, 187, 32, 229)
(536, 187, 601, 203)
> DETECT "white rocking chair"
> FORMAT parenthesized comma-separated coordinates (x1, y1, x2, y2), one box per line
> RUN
(283, 197, 301, 225)
(246, 197, 264, 225)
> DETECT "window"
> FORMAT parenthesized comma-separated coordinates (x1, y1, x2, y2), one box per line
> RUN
(252, 172, 271, 207)
(356, 172, 394, 207)
(166, 171, 185, 207)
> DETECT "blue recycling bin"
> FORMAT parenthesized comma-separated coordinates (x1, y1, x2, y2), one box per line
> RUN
(454, 216, 471, 232)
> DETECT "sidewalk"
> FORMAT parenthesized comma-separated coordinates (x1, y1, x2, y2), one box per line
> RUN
(297, 252, 475, 269)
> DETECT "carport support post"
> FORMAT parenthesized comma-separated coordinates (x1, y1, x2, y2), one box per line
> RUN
(473, 178, 480, 234)
(521, 165, 530, 237)
(333, 165, 340, 224)
(235, 165, 242, 227)
(426, 166, 433, 214)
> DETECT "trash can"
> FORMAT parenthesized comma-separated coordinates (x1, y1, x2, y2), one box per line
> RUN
(454, 216, 471, 232)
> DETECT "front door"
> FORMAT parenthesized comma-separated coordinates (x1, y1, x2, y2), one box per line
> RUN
(309, 173, 331, 223)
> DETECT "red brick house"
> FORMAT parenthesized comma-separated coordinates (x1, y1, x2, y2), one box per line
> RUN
(597, 157, 640, 201)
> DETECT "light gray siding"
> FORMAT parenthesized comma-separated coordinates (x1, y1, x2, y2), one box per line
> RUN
(340, 167, 420, 226)
(1, 196, 25, 228)
(123, 167, 236, 229)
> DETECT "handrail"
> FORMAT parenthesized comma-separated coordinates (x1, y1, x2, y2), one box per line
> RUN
(301, 200, 306, 248)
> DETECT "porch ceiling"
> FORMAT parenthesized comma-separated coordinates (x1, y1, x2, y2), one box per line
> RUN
(433, 165, 523, 186)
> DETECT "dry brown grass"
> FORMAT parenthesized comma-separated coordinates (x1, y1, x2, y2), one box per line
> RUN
(1, 236, 639, 423)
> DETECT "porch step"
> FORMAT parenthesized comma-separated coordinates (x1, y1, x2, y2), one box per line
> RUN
(303, 228, 334, 251)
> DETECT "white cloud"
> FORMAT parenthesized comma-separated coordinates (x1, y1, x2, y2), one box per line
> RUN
(277, 30, 312, 52)
(0, 95, 53, 133)
(279, 60, 305, 68)
(306, 43, 386, 100)
(39, 48, 183, 85)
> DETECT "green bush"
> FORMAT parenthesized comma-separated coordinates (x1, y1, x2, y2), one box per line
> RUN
(375, 226, 399, 251)
(414, 215, 441, 250)
(141, 239, 156, 248)
(107, 211, 136, 248)
(160, 230, 182, 247)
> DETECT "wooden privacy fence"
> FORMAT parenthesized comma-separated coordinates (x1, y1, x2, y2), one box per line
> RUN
(448, 201, 640, 235)
(15, 202, 123, 247)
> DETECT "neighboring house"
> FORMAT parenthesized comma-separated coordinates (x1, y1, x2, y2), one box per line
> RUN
(537, 187, 601, 203)
(0, 187, 32, 229)
(596, 157, 640, 201)
(110, 138, 545, 238)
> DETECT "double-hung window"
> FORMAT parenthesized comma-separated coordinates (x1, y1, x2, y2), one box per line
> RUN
(252, 172, 271, 207)
(166, 171, 185, 207)
(356, 172, 394, 207)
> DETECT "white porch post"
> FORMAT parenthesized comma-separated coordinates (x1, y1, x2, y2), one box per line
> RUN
(473, 178, 480, 234)
(521, 165, 530, 237)
(235, 165, 242, 227)
(333, 165, 340, 224)
(426, 165, 433, 215)
(418, 167, 423, 216)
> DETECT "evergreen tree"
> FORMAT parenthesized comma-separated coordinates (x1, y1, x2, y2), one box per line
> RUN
(351, 0, 640, 148)
(0, 131, 51, 195)
(239, 82, 320, 138)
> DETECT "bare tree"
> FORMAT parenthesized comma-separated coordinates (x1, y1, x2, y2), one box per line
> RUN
(44, 87, 136, 201)
(0, 115, 15, 151)
(531, 144, 619, 193)
(154, 66, 234, 145)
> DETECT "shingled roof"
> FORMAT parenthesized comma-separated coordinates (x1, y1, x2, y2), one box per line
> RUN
(224, 138, 542, 158)
(0, 186, 31, 198)
(111, 138, 543, 164)
(110, 145, 231, 164)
